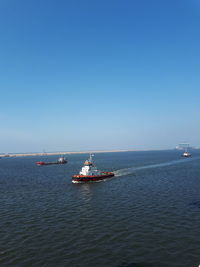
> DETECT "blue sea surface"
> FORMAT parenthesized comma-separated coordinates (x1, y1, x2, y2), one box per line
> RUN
(0, 150, 200, 267)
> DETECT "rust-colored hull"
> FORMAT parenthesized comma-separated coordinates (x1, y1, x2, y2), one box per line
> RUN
(36, 161, 67, 166)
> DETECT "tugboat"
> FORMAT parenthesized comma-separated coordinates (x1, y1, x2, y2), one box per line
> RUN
(72, 154, 114, 183)
(36, 156, 67, 166)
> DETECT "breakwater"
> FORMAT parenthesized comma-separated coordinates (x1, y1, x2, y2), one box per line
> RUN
(0, 149, 129, 158)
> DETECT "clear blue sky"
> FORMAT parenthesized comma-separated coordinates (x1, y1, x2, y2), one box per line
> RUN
(0, 0, 200, 153)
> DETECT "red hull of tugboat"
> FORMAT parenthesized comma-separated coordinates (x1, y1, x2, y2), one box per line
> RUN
(72, 172, 114, 183)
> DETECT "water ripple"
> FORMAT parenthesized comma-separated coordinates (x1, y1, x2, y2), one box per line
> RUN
(1, 151, 200, 267)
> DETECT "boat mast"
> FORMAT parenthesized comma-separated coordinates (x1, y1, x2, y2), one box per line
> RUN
(89, 154, 94, 162)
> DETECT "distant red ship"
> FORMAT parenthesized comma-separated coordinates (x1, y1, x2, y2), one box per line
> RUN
(36, 156, 67, 166)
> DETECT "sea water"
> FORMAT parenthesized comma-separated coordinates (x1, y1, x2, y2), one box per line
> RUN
(1, 150, 200, 267)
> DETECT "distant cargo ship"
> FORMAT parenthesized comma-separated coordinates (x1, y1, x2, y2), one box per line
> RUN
(72, 154, 114, 183)
(182, 151, 191, 157)
(181, 144, 191, 158)
(36, 156, 67, 166)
